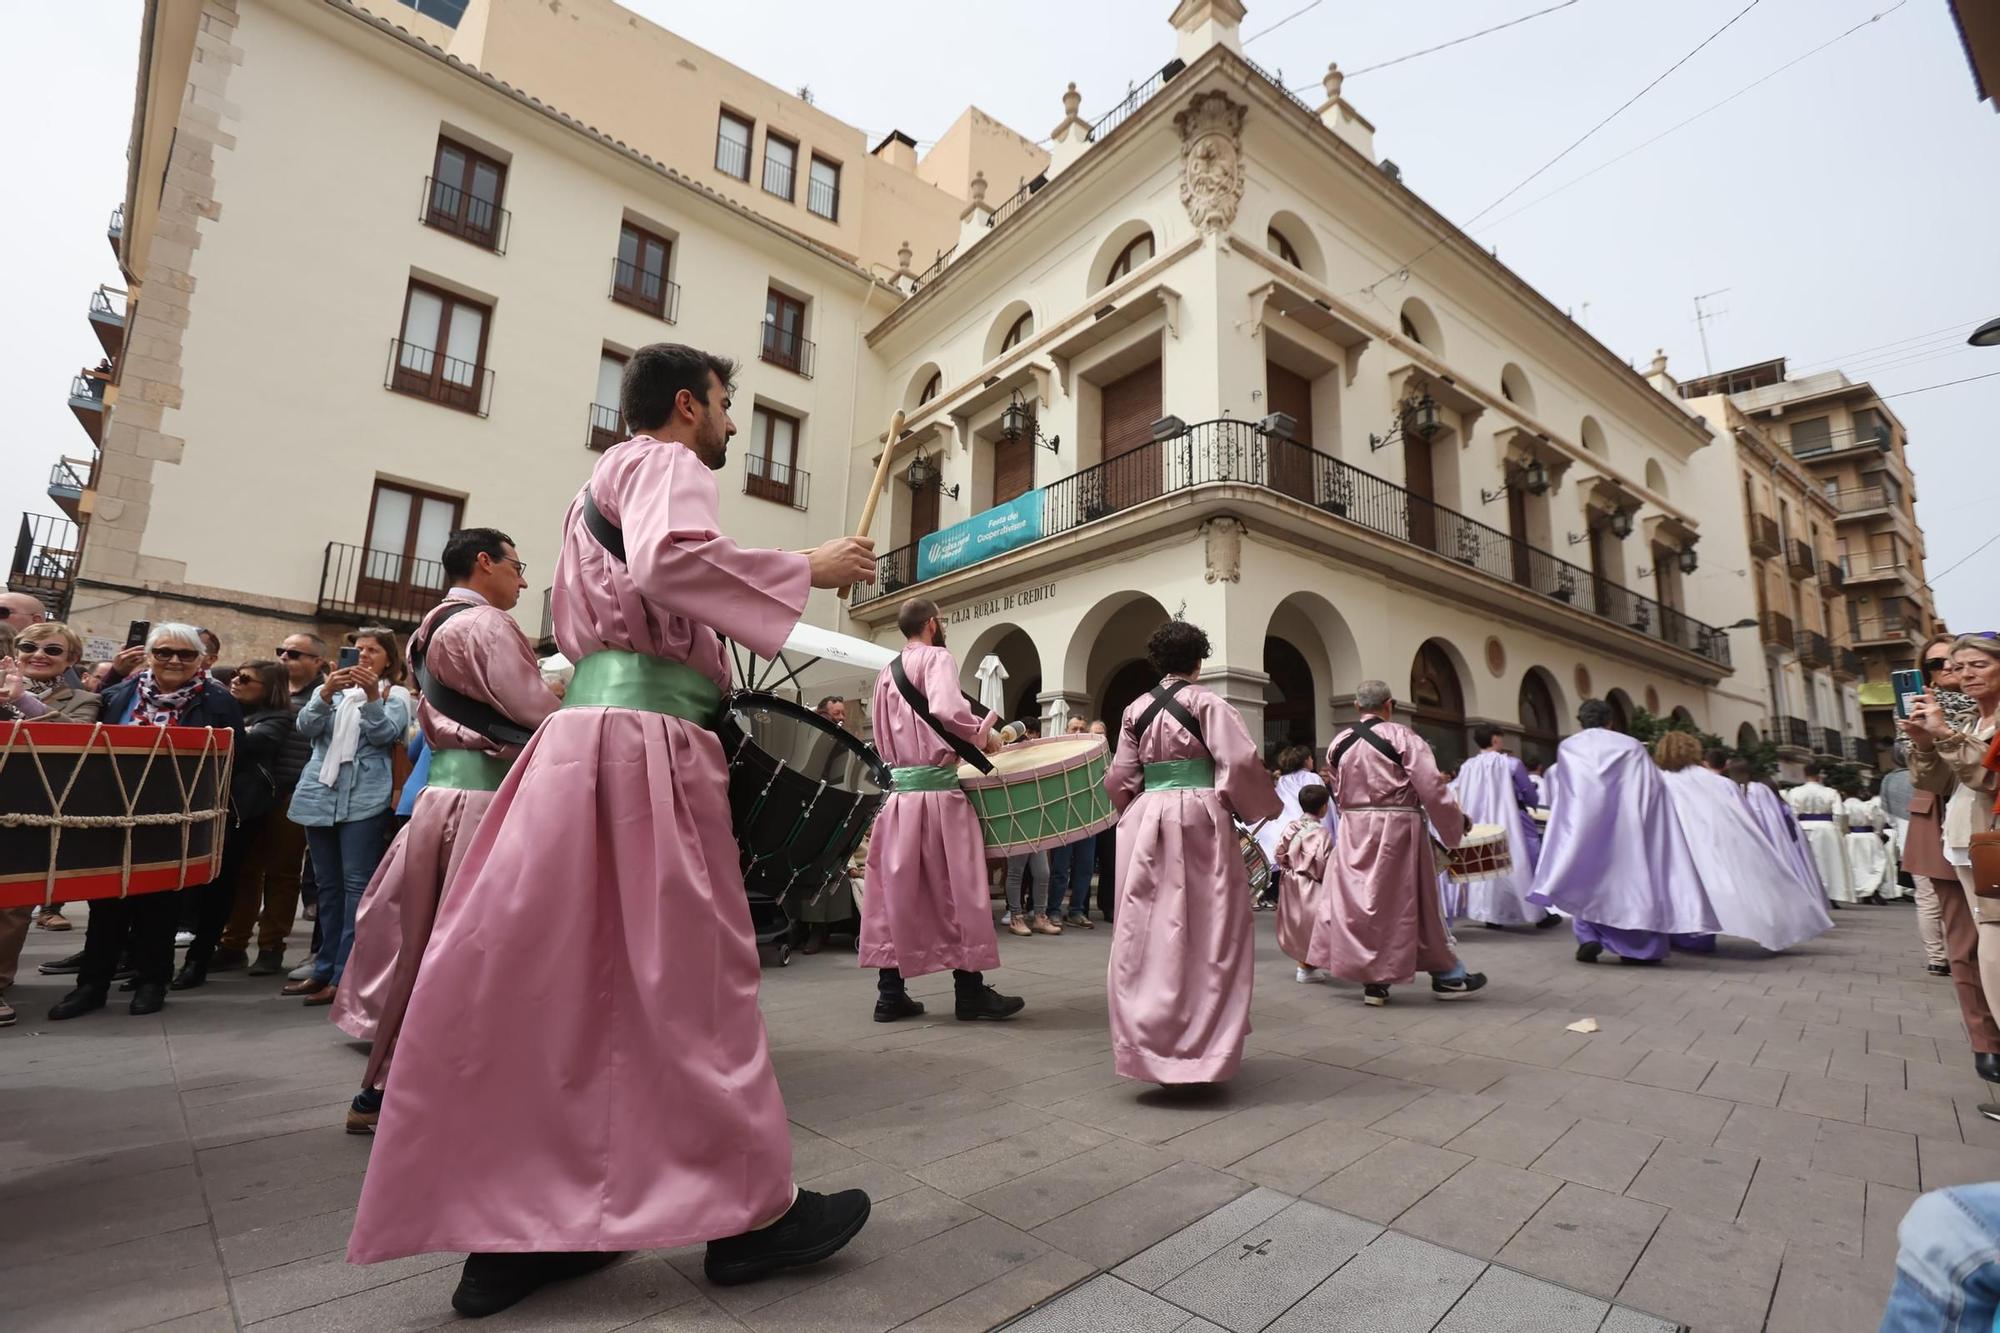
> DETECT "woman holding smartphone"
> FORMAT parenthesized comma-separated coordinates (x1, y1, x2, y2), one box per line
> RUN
(284, 628, 410, 1007)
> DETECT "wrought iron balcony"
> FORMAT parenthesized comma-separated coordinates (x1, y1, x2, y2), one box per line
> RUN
(1836, 486, 1895, 516)
(1760, 611, 1795, 650)
(1848, 735, 1874, 765)
(1748, 513, 1782, 558)
(316, 541, 450, 629)
(1853, 612, 1921, 647)
(1787, 538, 1815, 580)
(1843, 561, 1910, 587)
(807, 174, 839, 221)
(10, 512, 79, 606)
(1794, 629, 1832, 668)
(758, 321, 814, 379)
(107, 204, 123, 258)
(384, 337, 492, 416)
(853, 419, 1731, 668)
(610, 257, 679, 323)
(1816, 727, 1845, 758)
(744, 455, 809, 511)
(1769, 715, 1813, 751)
(1087, 57, 1187, 142)
(88, 285, 126, 360)
(420, 175, 509, 253)
(1821, 561, 1845, 594)
(909, 244, 956, 292)
(585, 402, 623, 452)
(68, 373, 106, 446)
(1832, 646, 1863, 680)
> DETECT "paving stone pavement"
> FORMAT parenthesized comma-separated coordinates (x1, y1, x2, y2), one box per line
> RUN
(1, 899, 1978, 1331)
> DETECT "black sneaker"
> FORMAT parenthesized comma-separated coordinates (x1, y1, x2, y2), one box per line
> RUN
(1432, 972, 1487, 998)
(246, 949, 285, 977)
(873, 993, 926, 1023)
(954, 985, 1025, 1021)
(48, 986, 108, 1021)
(209, 948, 250, 972)
(1575, 942, 1603, 965)
(451, 1251, 627, 1318)
(1928, 964, 1952, 977)
(169, 963, 207, 991)
(38, 949, 85, 976)
(1362, 984, 1390, 1007)
(703, 1187, 871, 1287)
(347, 1086, 384, 1135)
(1481, 922, 1505, 930)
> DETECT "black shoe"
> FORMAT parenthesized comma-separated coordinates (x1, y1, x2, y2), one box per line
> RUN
(1617, 954, 1662, 966)
(1977, 1053, 2000, 1085)
(1575, 942, 1603, 965)
(1929, 963, 1952, 977)
(112, 955, 136, 981)
(703, 1188, 871, 1287)
(1432, 972, 1487, 998)
(246, 949, 285, 977)
(1829, 901, 1846, 910)
(451, 1251, 627, 1319)
(38, 949, 85, 976)
(1535, 914, 1562, 929)
(873, 993, 926, 1023)
(169, 964, 207, 991)
(129, 983, 166, 1016)
(209, 948, 250, 972)
(48, 986, 108, 1020)
(1481, 922, 1505, 930)
(1363, 984, 1390, 1007)
(954, 985, 1025, 1021)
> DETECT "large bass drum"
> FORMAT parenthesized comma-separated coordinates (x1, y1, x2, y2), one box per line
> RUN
(717, 692, 888, 966)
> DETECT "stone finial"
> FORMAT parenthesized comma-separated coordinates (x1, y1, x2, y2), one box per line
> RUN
(1322, 62, 1344, 103)
(968, 170, 988, 207)
(896, 239, 914, 275)
(1062, 82, 1081, 118)
(1650, 348, 1669, 377)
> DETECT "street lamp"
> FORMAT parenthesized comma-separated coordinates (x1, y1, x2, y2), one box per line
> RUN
(1970, 316, 2000, 348)
(904, 450, 959, 499)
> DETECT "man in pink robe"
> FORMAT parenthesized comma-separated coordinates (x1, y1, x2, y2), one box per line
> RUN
(1274, 783, 1335, 983)
(332, 528, 560, 1134)
(859, 596, 1023, 1022)
(1105, 620, 1281, 1084)
(347, 345, 878, 1318)
(1308, 680, 1487, 1006)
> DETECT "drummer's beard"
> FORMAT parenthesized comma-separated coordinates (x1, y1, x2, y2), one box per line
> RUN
(931, 621, 947, 649)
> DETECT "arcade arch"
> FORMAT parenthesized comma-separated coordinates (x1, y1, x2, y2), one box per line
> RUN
(1517, 667, 1563, 769)
(959, 623, 1043, 729)
(1409, 639, 1469, 771)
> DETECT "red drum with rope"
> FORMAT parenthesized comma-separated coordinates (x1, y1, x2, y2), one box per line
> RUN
(0, 722, 234, 909)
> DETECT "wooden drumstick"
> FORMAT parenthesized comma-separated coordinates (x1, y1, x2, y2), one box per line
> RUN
(839, 408, 905, 600)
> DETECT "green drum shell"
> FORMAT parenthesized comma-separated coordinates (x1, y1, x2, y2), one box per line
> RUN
(957, 737, 1117, 857)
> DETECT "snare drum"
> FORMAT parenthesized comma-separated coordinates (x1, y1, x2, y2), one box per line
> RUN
(956, 736, 1117, 858)
(718, 693, 888, 962)
(1435, 823, 1513, 884)
(1239, 827, 1273, 901)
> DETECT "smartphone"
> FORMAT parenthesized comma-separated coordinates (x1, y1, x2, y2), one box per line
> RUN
(337, 646, 360, 670)
(124, 619, 151, 649)
(1892, 667, 1925, 719)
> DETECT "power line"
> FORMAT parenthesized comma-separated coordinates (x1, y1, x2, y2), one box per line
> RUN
(1789, 308, 1981, 372)
(1341, 0, 1584, 80)
(1927, 530, 2000, 585)
(1244, 0, 1326, 47)
(1879, 369, 2000, 401)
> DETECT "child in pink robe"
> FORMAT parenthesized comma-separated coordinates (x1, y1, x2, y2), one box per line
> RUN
(1274, 783, 1334, 982)
(1105, 620, 1281, 1084)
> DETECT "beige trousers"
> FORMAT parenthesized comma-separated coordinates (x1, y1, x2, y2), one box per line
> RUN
(1915, 875, 1949, 967)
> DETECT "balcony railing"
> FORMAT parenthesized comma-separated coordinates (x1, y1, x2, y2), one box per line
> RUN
(1843, 561, 1909, 586)
(610, 257, 679, 322)
(761, 155, 795, 200)
(1787, 539, 1815, 580)
(986, 173, 1049, 232)
(1848, 735, 1874, 765)
(88, 285, 126, 359)
(1821, 562, 1845, 595)
(758, 321, 814, 378)
(586, 402, 623, 452)
(744, 455, 809, 511)
(1087, 57, 1188, 142)
(420, 176, 509, 253)
(1793, 431, 1891, 461)
(715, 134, 750, 181)
(107, 204, 123, 257)
(807, 175, 839, 221)
(909, 244, 956, 292)
(856, 419, 1731, 667)
(1748, 513, 1782, 558)
(1816, 727, 1845, 758)
(47, 456, 93, 521)
(385, 337, 492, 416)
(1853, 615, 1920, 646)
(1769, 716, 1813, 750)
(68, 373, 106, 446)
(1795, 629, 1831, 668)
(317, 541, 451, 628)
(1760, 611, 1795, 649)
(10, 513, 79, 605)
(1832, 646, 1863, 680)
(1836, 486, 1895, 516)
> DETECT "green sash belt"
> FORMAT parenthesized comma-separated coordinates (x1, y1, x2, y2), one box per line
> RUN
(891, 764, 961, 793)
(1144, 759, 1215, 791)
(425, 747, 513, 792)
(562, 650, 720, 727)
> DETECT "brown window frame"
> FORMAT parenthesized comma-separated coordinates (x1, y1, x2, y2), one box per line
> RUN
(359, 478, 464, 608)
(762, 132, 799, 202)
(1267, 227, 1300, 268)
(1106, 232, 1155, 284)
(611, 221, 675, 321)
(746, 404, 804, 508)
(390, 279, 492, 415)
(807, 154, 841, 221)
(716, 109, 754, 181)
(425, 136, 507, 252)
(762, 288, 810, 375)
(917, 370, 941, 404)
(999, 310, 1032, 353)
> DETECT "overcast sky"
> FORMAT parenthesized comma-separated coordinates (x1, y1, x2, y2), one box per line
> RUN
(7, 0, 1996, 633)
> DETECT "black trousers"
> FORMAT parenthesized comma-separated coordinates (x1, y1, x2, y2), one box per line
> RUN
(184, 819, 257, 969)
(1095, 827, 1117, 921)
(878, 967, 983, 997)
(79, 892, 178, 991)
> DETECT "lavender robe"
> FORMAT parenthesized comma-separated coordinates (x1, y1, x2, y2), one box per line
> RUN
(1106, 677, 1280, 1084)
(1743, 781, 1827, 904)
(1274, 815, 1333, 963)
(1661, 766, 1833, 952)
(349, 436, 811, 1262)
(858, 644, 1001, 978)
(1450, 750, 1547, 926)
(1529, 728, 1718, 953)
(1309, 719, 1464, 985)
(333, 588, 559, 1079)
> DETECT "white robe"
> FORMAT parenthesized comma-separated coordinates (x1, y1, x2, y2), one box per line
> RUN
(1663, 767, 1834, 951)
(1255, 769, 1335, 866)
(1844, 796, 1894, 901)
(1449, 750, 1547, 925)
(1785, 781, 1853, 904)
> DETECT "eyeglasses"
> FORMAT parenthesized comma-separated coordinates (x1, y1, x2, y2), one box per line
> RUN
(502, 558, 526, 576)
(18, 642, 69, 658)
(232, 673, 261, 686)
(275, 647, 319, 660)
(150, 647, 201, 663)
(1924, 658, 1950, 672)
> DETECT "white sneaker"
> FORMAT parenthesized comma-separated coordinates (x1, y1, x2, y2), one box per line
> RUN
(173, 930, 196, 947)
(1295, 966, 1329, 984)
(287, 959, 317, 980)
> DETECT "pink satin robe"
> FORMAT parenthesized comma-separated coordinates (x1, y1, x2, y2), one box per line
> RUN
(858, 644, 1002, 977)
(348, 436, 811, 1263)
(1106, 677, 1280, 1084)
(1308, 719, 1465, 985)
(332, 588, 559, 1084)
(1273, 815, 1333, 963)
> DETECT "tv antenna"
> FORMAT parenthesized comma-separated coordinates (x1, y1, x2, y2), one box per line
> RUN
(1693, 289, 1731, 375)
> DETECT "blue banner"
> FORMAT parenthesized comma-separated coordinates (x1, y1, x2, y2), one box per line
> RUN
(916, 490, 1045, 582)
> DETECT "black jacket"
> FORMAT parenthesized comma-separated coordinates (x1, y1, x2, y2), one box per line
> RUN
(232, 705, 295, 819)
(272, 676, 323, 792)
(98, 675, 246, 734)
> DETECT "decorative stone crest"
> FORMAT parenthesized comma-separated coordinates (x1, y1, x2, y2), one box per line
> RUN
(1202, 516, 1245, 583)
(1174, 90, 1247, 236)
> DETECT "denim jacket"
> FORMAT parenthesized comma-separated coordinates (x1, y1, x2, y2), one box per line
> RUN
(286, 685, 412, 827)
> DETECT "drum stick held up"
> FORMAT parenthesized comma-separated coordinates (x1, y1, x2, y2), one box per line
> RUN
(839, 409, 905, 600)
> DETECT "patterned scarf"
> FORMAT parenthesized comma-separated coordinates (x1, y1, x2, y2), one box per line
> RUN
(133, 670, 203, 727)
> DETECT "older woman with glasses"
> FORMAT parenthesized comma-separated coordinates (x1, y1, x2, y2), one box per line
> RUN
(48, 624, 244, 1021)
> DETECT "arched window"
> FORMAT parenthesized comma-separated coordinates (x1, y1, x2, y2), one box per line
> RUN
(1401, 312, 1421, 342)
(1518, 671, 1560, 770)
(918, 370, 941, 404)
(1409, 642, 1467, 772)
(999, 310, 1033, 352)
(1500, 363, 1534, 412)
(1267, 227, 1301, 268)
(1604, 688, 1633, 734)
(1398, 299, 1443, 355)
(1107, 231, 1155, 283)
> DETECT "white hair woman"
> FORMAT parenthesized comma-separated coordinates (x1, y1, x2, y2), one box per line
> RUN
(49, 623, 246, 1022)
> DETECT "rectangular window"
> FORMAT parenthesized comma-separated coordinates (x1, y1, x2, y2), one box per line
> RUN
(807, 155, 841, 220)
(392, 280, 490, 414)
(1789, 417, 1832, 457)
(762, 133, 798, 201)
(716, 110, 753, 180)
(1882, 474, 1904, 509)
(761, 289, 811, 376)
(362, 479, 462, 601)
(611, 222, 674, 321)
(425, 137, 506, 251)
(1854, 408, 1889, 448)
(589, 351, 626, 451)
(746, 406, 804, 508)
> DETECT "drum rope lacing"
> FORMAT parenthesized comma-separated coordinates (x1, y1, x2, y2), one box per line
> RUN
(0, 721, 234, 906)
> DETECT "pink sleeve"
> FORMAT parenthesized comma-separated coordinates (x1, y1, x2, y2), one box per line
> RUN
(1406, 731, 1467, 848)
(1299, 825, 1333, 879)
(923, 651, 999, 744)
(435, 610, 560, 733)
(615, 445, 811, 658)
(1204, 691, 1281, 823)
(1106, 709, 1142, 813)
